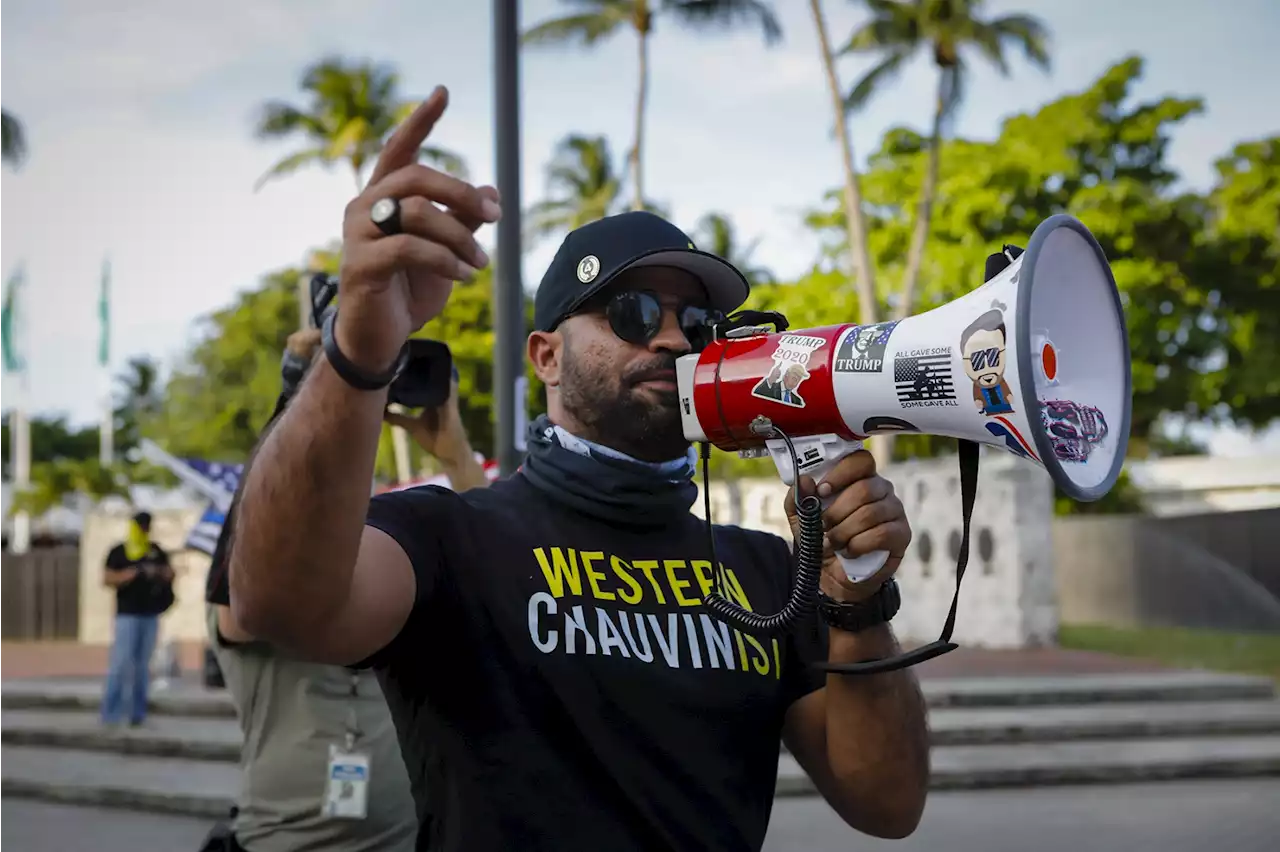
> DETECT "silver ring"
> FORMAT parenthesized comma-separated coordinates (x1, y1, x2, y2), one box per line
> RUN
(370, 197, 402, 236)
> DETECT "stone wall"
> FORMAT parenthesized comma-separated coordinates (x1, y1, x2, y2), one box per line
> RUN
(79, 507, 212, 647)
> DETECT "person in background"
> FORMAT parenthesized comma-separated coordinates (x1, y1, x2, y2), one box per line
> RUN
(200, 327, 485, 852)
(100, 510, 175, 728)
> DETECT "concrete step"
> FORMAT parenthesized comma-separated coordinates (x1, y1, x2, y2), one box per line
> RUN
(777, 735, 1280, 795)
(1, 679, 235, 718)
(920, 672, 1276, 708)
(9, 698, 1280, 763)
(1, 710, 242, 760)
(927, 699, 1280, 745)
(0, 746, 238, 819)
(8, 734, 1280, 819)
(5, 671, 1274, 718)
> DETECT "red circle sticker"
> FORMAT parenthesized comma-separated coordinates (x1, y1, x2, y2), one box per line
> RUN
(1042, 342, 1058, 381)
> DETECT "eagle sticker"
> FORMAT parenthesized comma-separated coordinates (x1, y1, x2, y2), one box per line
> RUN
(751, 334, 825, 409)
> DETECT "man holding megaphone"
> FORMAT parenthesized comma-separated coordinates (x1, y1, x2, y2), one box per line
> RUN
(228, 88, 930, 851)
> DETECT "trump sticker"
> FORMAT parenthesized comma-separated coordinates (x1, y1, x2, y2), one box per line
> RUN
(751, 334, 825, 410)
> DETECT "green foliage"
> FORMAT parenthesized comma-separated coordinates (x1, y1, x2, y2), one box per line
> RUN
(147, 269, 307, 461)
(253, 57, 468, 192)
(142, 247, 545, 478)
(805, 57, 1280, 451)
(8, 458, 131, 518)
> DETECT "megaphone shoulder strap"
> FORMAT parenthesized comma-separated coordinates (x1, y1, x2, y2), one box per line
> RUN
(940, 438, 979, 643)
(816, 439, 979, 676)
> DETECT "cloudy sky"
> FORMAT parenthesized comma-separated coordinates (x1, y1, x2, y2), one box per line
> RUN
(3, 0, 1278, 453)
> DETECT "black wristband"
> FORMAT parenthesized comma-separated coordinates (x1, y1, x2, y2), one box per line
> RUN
(816, 578, 901, 633)
(320, 310, 410, 392)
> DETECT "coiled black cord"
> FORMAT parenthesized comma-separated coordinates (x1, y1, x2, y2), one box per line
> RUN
(699, 425, 826, 637)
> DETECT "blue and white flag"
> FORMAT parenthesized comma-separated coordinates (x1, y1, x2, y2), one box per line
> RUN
(182, 457, 244, 498)
(185, 502, 228, 555)
(179, 458, 243, 555)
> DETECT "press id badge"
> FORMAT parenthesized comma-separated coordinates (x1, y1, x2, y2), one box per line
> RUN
(324, 744, 370, 820)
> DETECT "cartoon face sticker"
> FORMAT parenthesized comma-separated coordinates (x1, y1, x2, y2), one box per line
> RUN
(751, 334, 824, 410)
(960, 306, 1016, 417)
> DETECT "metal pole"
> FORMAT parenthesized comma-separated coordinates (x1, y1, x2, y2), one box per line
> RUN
(493, 0, 526, 477)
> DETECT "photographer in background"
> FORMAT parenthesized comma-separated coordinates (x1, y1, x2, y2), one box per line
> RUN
(201, 326, 486, 852)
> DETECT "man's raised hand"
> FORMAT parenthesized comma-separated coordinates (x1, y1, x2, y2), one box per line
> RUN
(336, 86, 501, 372)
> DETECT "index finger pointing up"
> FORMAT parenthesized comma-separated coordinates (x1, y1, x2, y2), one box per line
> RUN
(368, 85, 449, 186)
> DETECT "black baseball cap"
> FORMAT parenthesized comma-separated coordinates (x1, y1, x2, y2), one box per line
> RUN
(533, 211, 751, 333)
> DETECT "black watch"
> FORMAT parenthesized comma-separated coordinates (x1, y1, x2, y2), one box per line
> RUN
(320, 310, 410, 392)
(816, 578, 901, 633)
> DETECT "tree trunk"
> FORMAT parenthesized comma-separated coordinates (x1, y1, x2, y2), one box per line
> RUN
(630, 28, 651, 212)
(808, 0, 877, 325)
(895, 72, 947, 322)
(809, 0, 891, 468)
(877, 72, 947, 465)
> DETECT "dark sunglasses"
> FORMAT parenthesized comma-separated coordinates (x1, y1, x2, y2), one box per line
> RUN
(969, 346, 1002, 371)
(590, 290, 721, 351)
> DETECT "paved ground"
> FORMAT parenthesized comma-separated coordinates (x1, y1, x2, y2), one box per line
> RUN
(2, 639, 1175, 681)
(5, 779, 1279, 851)
(765, 778, 1280, 851)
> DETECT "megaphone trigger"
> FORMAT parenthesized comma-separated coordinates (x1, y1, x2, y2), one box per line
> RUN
(764, 432, 891, 584)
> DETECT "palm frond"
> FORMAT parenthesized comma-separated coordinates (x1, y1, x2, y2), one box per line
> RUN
(325, 117, 374, 162)
(665, 0, 784, 46)
(838, 2, 916, 55)
(253, 148, 327, 193)
(2, 109, 28, 168)
(843, 50, 910, 113)
(521, 11, 629, 48)
(990, 13, 1052, 71)
(254, 102, 327, 140)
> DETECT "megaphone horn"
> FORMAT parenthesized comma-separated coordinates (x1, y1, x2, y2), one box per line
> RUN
(680, 214, 1132, 672)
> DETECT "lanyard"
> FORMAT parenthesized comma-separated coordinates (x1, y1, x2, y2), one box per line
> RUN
(343, 672, 363, 752)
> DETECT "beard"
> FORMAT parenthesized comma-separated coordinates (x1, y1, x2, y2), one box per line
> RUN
(559, 350, 690, 463)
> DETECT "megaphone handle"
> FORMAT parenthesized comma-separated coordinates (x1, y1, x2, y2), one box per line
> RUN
(765, 434, 892, 584)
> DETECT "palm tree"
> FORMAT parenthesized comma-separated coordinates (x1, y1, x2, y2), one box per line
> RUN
(809, 0, 880, 327)
(695, 212, 775, 286)
(523, 1, 783, 212)
(252, 56, 469, 194)
(527, 134, 625, 244)
(114, 357, 164, 454)
(2, 109, 27, 169)
(840, 0, 1050, 319)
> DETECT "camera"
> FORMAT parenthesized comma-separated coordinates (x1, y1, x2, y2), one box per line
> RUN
(303, 272, 458, 409)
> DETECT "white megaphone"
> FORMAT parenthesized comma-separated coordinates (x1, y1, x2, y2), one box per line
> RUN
(678, 214, 1132, 672)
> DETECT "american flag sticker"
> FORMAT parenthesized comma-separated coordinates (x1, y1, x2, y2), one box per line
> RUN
(894, 347, 960, 408)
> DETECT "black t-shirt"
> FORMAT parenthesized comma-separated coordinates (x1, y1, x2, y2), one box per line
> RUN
(106, 543, 175, 616)
(363, 472, 829, 852)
